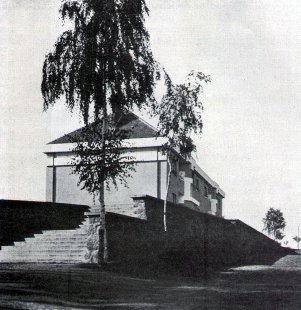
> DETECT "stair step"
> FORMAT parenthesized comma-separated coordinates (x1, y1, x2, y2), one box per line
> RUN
(24, 249, 86, 253)
(7, 255, 87, 259)
(9, 246, 87, 252)
(0, 258, 85, 261)
(14, 242, 27, 247)
(41, 230, 84, 234)
(36, 232, 88, 236)
(29, 243, 87, 247)
(0, 256, 86, 260)
(3, 247, 51, 252)
(38, 233, 88, 237)
(25, 237, 87, 242)
(27, 239, 87, 244)
(39, 239, 87, 242)
(0, 259, 85, 263)
(15, 245, 87, 249)
(0, 253, 85, 259)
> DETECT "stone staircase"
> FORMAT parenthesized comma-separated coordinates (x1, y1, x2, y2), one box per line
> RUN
(0, 218, 89, 264)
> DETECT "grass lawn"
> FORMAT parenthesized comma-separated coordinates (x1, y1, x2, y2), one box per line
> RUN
(0, 262, 301, 309)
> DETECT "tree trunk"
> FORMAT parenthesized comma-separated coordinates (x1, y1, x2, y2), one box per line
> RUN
(98, 182, 106, 264)
(98, 92, 108, 264)
(163, 153, 172, 232)
(97, 54, 108, 264)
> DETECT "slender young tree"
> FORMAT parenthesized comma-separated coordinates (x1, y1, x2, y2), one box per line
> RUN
(153, 70, 211, 231)
(263, 208, 286, 241)
(41, 0, 158, 263)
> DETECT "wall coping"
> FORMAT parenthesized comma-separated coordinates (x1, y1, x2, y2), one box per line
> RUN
(131, 195, 156, 201)
(131, 195, 223, 220)
(0, 199, 90, 210)
(106, 212, 147, 222)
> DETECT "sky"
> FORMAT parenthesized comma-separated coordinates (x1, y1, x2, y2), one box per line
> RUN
(1, 0, 301, 246)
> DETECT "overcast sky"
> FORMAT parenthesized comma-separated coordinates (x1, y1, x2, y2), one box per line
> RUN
(1, 0, 301, 246)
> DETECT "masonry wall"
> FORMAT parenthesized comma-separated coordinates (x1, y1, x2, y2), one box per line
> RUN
(106, 196, 292, 276)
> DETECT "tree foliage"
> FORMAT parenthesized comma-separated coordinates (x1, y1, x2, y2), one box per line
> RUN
(70, 118, 135, 195)
(263, 208, 286, 241)
(42, 0, 212, 238)
(153, 70, 211, 158)
(42, 0, 158, 124)
(41, 0, 159, 263)
(151, 70, 211, 231)
(42, 0, 159, 196)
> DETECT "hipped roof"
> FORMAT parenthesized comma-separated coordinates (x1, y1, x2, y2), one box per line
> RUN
(49, 112, 158, 144)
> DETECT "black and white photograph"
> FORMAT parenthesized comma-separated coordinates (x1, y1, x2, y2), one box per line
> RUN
(0, 0, 301, 309)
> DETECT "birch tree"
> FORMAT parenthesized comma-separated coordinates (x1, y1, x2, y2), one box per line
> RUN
(153, 71, 211, 231)
(41, 0, 158, 263)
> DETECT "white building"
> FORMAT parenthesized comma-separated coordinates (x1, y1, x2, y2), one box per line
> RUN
(45, 112, 225, 217)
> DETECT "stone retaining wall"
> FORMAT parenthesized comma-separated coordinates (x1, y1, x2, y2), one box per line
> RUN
(106, 195, 293, 275)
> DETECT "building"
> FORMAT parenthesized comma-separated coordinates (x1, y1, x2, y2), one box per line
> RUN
(45, 112, 225, 217)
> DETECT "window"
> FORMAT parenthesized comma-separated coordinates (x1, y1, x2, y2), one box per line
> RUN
(172, 193, 177, 203)
(192, 172, 195, 188)
(192, 173, 200, 191)
(196, 178, 200, 191)
(204, 186, 208, 197)
(171, 158, 178, 176)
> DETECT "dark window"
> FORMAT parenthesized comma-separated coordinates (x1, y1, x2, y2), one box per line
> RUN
(204, 186, 208, 197)
(196, 178, 200, 191)
(171, 158, 178, 176)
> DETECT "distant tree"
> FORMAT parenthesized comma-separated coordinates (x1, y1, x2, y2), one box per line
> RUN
(263, 208, 286, 241)
(152, 71, 211, 231)
(41, 0, 158, 263)
(293, 236, 301, 250)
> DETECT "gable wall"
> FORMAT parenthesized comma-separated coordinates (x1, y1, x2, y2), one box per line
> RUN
(46, 147, 169, 209)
